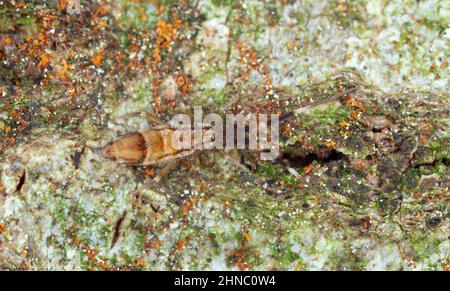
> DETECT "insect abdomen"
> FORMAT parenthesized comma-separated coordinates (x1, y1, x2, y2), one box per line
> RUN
(101, 128, 193, 166)
(101, 132, 147, 164)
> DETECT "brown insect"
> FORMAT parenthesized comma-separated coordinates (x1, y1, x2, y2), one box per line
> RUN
(99, 112, 212, 181)
(98, 111, 297, 181)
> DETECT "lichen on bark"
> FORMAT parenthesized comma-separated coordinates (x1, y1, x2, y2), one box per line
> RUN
(0, 0, 448, 270)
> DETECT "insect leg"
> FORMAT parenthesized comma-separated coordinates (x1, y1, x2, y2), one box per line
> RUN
(118, 111, 169, 127)
(201, 150, 216, 167)
(154, 160, 180, 182)
(140, 111, 170, 127)
(223, 151, 251, 173)
(275, 158, 301, 178)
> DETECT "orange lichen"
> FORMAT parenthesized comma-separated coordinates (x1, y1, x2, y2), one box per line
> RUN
(2, 36, 13, 46)
(67, 225, 111, 271)
(339, 121, 349, 127)
(93, 3, 110, 18)
(20, 261, 31, 270)
(91, 50, 105, 67)
(138, 5, 148, 22)
(240, 223, 252, 241)
(419, 132, 427, 145)
(37, 53, 54, 68)
(352, 159, 366, 171)
(345, 97, 365, 111)
(58, 59, 73, 82)
(15, 1, 26, 8)
(146, 238, 161, 250)
(176, 239, 184, 250)
(196, 178, 207, 193)
(304, 163, 314, 175)
(134, 256, 147, 269)
(181, 196, 198, 214)
(150, 9, 183, 113)
(236, 43, 274, 95)
(236, 43, 260, 78)
(243, 231, 253, 241)
(0, 224, 6, 233)
(154, 4, 165, 15)
(325, 140, 337, 148)
(340, 92, 367, 127)
(440, 57, 448, 69)
(232, 248, 252, 271)
(221, 199, 232, 208)
(175, 71, 192, 95)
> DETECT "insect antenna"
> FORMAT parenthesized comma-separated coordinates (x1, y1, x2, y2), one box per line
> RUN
(279, 112, 294, 123)
(274, 157, 301, 178)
